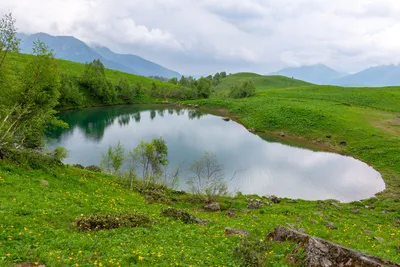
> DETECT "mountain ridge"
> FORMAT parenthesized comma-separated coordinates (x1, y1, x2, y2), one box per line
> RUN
(17, 32, 181, 78)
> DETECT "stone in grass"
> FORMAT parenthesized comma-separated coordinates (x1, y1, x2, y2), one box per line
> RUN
(269, 195, 280, 204)
(267, 226, 400, 267)
(40, 180, 49, 186)
(204, 202, 221, 212)
(226, 210, 236, 218)
(325, 222, 337, 230)
(247, 198, 264, 209)
(350, 209, 360, 214)
(225, 228, 249, 237)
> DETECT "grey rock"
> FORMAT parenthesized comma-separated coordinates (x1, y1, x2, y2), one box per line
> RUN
(350, 209, 360, 214)
(325, 222, 337, 230)
(222, 117, 230, 122)
(204, 202, 220, 212)
(280, 132, 285, 137)
(269, 195, 280, 204)
(267, 226, 400, 267)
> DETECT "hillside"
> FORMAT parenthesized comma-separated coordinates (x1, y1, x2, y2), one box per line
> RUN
(270, 64, 347, 85)
(214, 72, 312, 92)
(18, 32, 181, 78)
(7, 52, 178, 89)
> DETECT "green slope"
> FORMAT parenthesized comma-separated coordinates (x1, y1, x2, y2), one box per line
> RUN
(6, 52, 179, 90)
(1, 161, 399, 266)
(213, 72, 312, 92)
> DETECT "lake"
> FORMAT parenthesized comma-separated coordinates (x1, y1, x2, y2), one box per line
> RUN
(47, 104, 385, 202)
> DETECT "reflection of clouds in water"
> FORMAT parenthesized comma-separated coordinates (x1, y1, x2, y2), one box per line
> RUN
(49, 108, 385, 202)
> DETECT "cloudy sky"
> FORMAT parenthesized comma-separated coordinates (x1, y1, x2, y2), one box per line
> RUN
(1, 0, 400, 75)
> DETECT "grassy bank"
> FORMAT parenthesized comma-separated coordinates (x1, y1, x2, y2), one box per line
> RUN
(0, 160, 399, 266)
(190, 85, 400, 197)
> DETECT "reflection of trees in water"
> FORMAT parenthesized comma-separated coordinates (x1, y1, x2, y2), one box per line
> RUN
(133, 112, 141, 122)
(47, 105, 199, 143)
(188, 109, 204, 120)
(150, 110, 156, 120)
(118, 114, 131, 126)
(157, 109, 165, 117)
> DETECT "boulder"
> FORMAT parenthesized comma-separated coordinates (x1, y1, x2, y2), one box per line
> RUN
(222, 117, 230, 122)
(269, 195, 280, 204)
(280, 132, 285, 137)
(248, 128, 256, 133)
(204, 202, 221, 212)
(247, 198, 264, 209)
(225, 228, 249, 237)
(40, 180, 49, 187)
(267, 226, 400, 267)
(325, 222, 337, 230)
(350, 209, 360, 214)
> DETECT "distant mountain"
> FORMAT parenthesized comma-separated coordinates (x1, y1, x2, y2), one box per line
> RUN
(17, 32, 181, 78)
(333, 65, 400, 87)
(92, 46, 181, 78)
(270, 64, 347, 85)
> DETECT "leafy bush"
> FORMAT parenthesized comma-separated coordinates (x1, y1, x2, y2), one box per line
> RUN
(233, 238, 271, 266)
(161, 208, 197, 224)
(74, 213, 152, 231)
(72, 164, 85, 169)
(52, 147, 69, 163)
(85, 165, 102, 172)
(229, 80, 256, 99)
(100, 141, 125, 174)
(137, 183, 171, 204)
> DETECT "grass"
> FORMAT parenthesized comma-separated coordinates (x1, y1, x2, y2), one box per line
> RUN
(0, 162, 399, 266)
(213, 72, 312, 93)
(1, 54, 399, 266)
(6, 52, 180, 90)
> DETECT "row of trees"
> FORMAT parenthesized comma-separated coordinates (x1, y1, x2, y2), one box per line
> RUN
(100, 138, 228, 199)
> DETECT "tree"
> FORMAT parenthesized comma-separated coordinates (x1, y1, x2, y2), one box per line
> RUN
(129, 137, 168, 183)
(168, 77, 178, 85)
(0, 39, 67, 152)
(229, 80, 256, 99)
(220, 71, 227, 78)
(187, 152, 228, 200)
(79, 59, 116, 103)
(0, 12, 20, 69)
(100, 141, 125, 174)
(196, 77, 212, 98)
(59, 74, 83, 107)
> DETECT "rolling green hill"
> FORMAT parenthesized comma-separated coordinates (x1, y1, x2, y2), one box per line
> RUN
(213, 72, 312, 93)
(7, 52, 179, 89)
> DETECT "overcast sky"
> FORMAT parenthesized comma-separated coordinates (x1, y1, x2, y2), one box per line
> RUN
(1, 0, 400, 75)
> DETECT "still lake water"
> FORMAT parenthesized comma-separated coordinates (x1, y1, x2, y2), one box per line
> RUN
(47, 105, 385, 202)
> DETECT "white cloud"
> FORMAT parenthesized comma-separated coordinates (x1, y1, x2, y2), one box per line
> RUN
(1, 0, 400, 74)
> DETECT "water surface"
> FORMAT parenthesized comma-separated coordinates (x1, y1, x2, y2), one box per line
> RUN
(47, 105, 385, 202)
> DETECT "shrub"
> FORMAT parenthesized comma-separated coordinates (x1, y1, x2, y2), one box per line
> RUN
(52, 147, 69, 163)
(74, 213, 152, 231)
(161, 208, 197, 224)
(85, 165, 102, 172)
(137, 184, 171, 204)
(233, 238, 271, 267)
(229, 81, 256, 99)
(72, 163, 85, 169)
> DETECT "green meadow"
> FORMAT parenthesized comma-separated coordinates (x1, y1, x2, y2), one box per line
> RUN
(1, 52, 399, 266)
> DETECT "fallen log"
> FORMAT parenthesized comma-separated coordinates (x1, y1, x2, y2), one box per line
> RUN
(267, 226, 399, 267)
